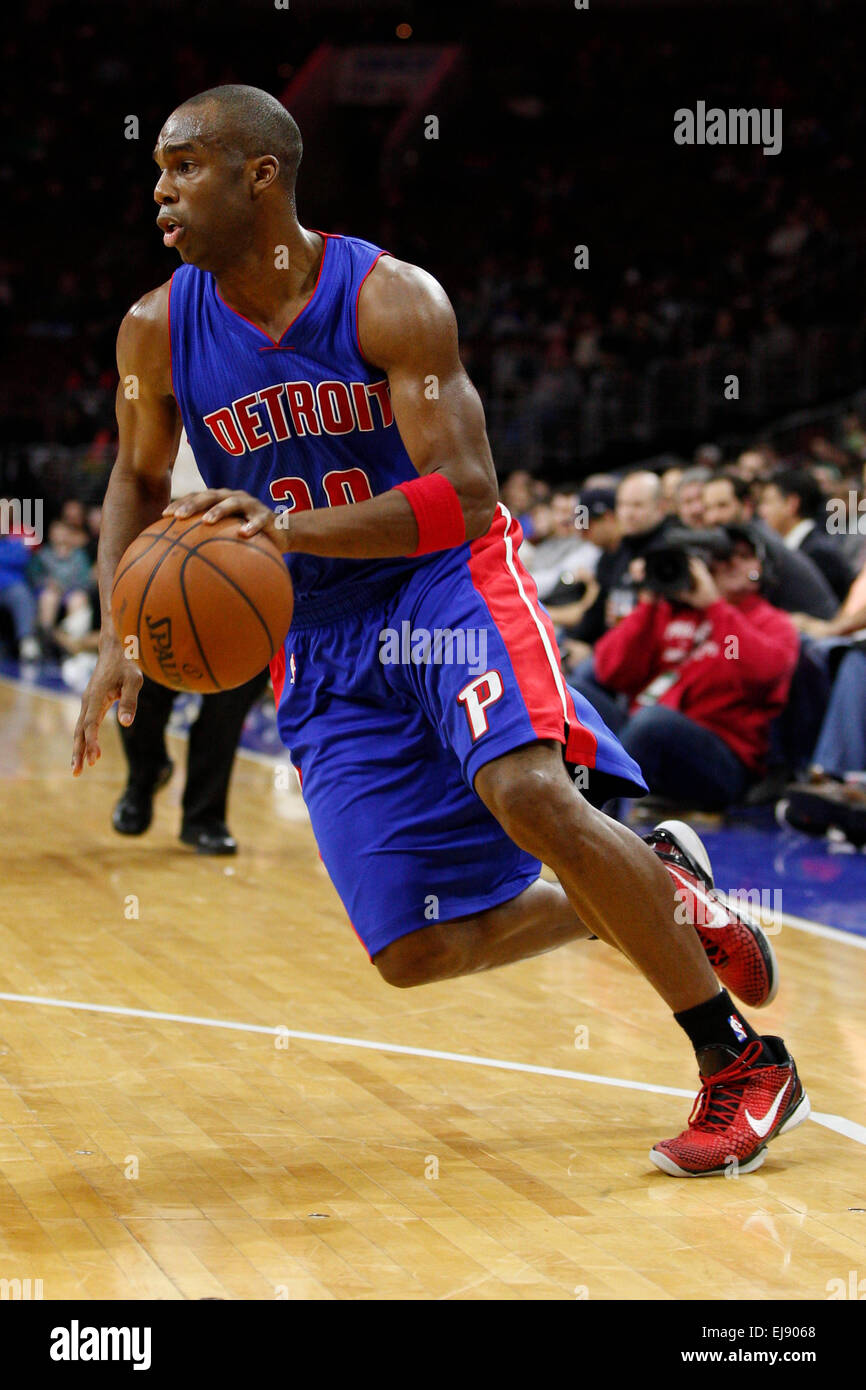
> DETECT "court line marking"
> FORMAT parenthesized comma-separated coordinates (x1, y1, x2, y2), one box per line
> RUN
(0, 990, 863, 1148)
(772, 912, 866, 951)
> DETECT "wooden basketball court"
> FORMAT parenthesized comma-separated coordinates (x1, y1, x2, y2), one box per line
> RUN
(1, 676, 864, 1300)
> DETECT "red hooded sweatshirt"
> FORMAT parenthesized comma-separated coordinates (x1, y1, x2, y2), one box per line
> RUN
(593, 595, 799, 770)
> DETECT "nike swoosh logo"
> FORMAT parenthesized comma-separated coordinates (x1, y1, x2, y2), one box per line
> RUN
(745, 1081, 790, 1137)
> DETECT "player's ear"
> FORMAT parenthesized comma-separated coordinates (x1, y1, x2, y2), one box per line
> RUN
(249, 155, 279, 196)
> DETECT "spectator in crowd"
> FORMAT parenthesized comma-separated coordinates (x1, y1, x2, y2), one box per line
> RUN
(550, 486, 622, 670)
(779, 647, 866, 847)
(676, 467, 712, 528)
(60, 498, 87, 533)
(565, 471, 676, 701)
(790, 553, 866, 640)
(29, 518, 93, 651)
(587, 530, 799, 810)
(693, 443, 724, 471)
(759, 468, 855, 602)
(602, 469, 675, 624)
(499, 469, 536, 534)
(84, 505, 102, 565)
(520, 488, 599, 602)
(731, 446, 777, 483)
(702, 471, 837, 617)
(0, 519, 40, 661)
(660, 466, 684, 515)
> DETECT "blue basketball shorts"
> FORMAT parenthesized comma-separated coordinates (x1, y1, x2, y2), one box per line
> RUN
(269, 505, 647, 958)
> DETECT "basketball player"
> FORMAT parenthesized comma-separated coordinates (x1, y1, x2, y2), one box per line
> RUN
(71, 86, 808, 1176)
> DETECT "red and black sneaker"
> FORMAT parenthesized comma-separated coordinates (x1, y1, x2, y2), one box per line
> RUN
(644, 819, 779, 1009)
(650, 1037, 810, 1176)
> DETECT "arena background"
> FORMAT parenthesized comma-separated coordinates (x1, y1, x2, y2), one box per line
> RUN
(2, 0, 864, 499)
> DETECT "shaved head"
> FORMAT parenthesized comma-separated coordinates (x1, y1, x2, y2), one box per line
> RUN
(173, 84, 302, 197)
(616, 470, 664, 536)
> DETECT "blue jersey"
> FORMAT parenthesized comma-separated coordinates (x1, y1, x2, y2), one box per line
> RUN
(168, 231, 648, 961)
(168, 232, 433, 621)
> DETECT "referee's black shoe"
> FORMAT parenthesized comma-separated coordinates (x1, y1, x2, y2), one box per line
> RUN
(111, 760, 174, 836)
(179, 821, 238, 855)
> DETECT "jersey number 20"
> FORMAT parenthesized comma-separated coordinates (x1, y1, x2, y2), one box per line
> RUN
(269, 468, 374, 512)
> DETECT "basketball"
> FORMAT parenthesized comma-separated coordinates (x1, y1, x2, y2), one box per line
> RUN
(110, 513, 293, 693)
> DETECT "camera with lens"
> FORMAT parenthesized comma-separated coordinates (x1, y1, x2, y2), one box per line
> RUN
(642, 526, 737, 601)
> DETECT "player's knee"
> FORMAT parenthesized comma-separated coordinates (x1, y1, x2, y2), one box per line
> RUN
(374, 931, 459, 988)
(482, 762, 589, 858)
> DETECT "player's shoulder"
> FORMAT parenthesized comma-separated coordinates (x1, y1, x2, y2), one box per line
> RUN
(358, 254, 456, 366)
(122, 279, 172, 332)
(365, 253, 452, 315)
(117, 279, 171, 357)
(116, 279, 173, 390)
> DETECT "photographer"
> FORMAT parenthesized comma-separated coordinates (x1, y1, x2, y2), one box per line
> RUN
(589, 527, 799, 810)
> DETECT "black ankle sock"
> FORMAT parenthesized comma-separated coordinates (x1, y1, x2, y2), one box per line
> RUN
(674, 989, 760, 1061)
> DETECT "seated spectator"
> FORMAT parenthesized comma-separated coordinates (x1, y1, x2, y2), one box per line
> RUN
(779, 647, 866, 847)
(61, 498, 87, 532)
(520, 488, 599, 602)
(550, 487, 622, 668)
(693, 443, 723, 471)
(600, 469, 676, 626)
(759, 468, 855, 603)
(790, 553, 866, 640)
(702, 471, 837, 618)
(84, 504, 102, 565)
(731, 446, 777, 484)
(676, 467, 712, 527)
(29, 518, 93, 652)
(0, 522, 40, 661)
(574, 531, 799, 810)
(563, 470, 678, 688)
(660, 466, 684, 515)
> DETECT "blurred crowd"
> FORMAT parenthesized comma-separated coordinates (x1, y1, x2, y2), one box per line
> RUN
(2, 3, 865, 477)
(0, 498, 102, 683)
(510, 405, 866, 832)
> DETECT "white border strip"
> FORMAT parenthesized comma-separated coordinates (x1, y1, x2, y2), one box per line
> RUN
(0, 990, 862, 1147)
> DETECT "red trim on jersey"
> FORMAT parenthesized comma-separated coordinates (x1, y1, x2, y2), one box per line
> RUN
(467, 506, 599, 767)
(355, 249, 393, 365)
(270, 648, 286, 707)
(215, 234, 331, 346)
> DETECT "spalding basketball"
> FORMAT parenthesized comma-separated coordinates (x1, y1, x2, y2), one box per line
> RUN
(111, 514, 293, 693)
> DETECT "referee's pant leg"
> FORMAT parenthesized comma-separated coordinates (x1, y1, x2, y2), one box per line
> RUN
(182, 666, 270, 828)
(117, 674, 175, 790)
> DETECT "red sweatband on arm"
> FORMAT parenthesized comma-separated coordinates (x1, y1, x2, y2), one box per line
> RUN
(393, 473, 466, 555)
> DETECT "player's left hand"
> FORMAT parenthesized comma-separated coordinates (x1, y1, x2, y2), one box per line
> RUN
(163, 490, 289, 552)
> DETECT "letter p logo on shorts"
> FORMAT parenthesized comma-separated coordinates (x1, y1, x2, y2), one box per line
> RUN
(457, 670, 504, 741)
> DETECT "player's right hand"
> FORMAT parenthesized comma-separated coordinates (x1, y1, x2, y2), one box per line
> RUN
(71, 640, 142, 776)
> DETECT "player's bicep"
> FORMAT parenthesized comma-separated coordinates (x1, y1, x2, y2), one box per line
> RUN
(360, 259, 497, 505)
(114, 299, 181, 487)
(387, 353, 490, 478)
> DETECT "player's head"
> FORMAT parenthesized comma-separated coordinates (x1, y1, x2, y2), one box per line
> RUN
(153, 85, 303, 273)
